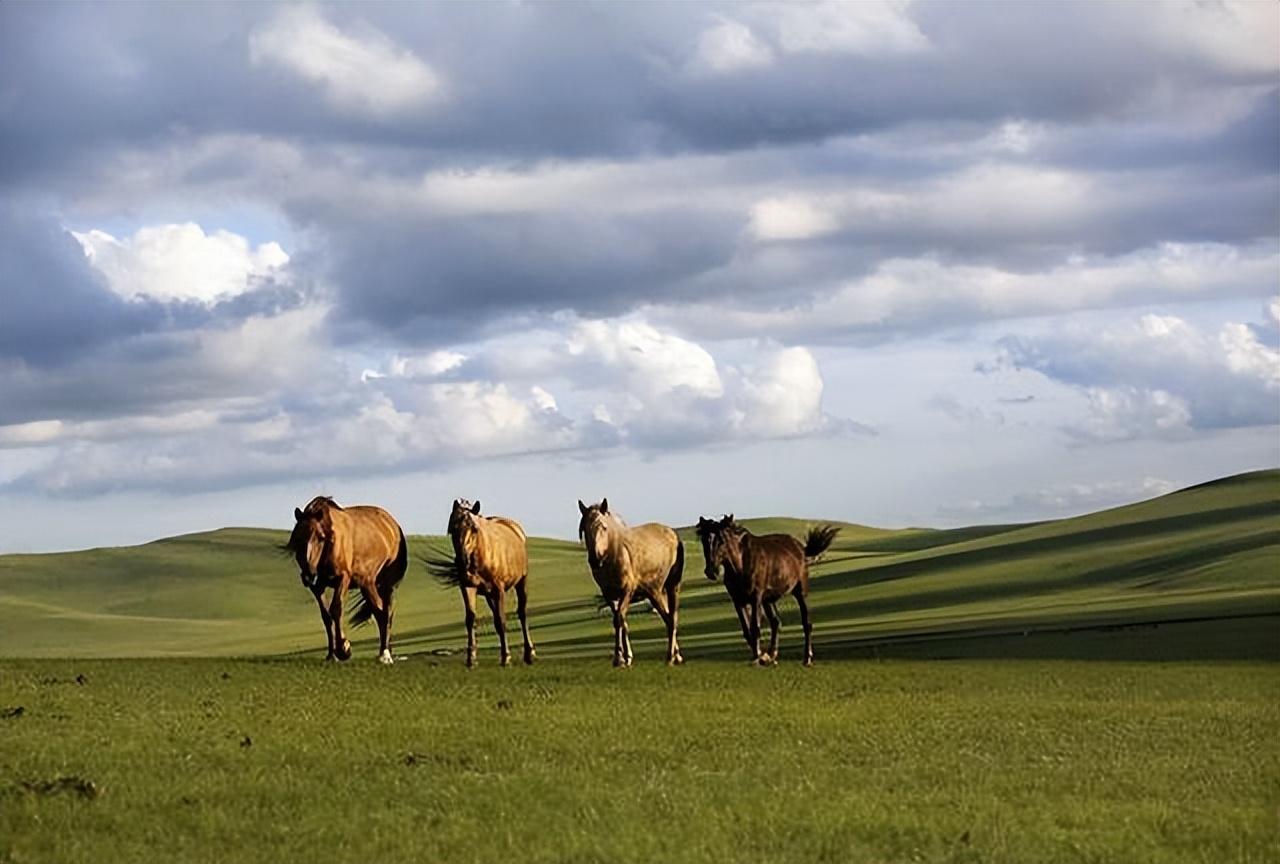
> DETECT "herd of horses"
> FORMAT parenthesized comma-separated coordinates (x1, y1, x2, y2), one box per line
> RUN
(285, 495, 839, 668)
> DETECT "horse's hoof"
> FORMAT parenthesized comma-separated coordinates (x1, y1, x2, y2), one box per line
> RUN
(499, 655, 512, 668)
(803, 657, 815, 668)
(523, 650, 537, 665)
(757, 654, 774, 667)
(324, 652, 337, 662)
(612, 655, 623, 668)
(673, 653, 685, 665)
(377, 651, 394, 666)
(335, 642, 352, 662)
(465, 654, 477, 669)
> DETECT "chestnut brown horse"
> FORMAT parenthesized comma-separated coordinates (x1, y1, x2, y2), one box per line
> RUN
(696, 515, 838, 666)
(577, 498, 684, 667)
(286, 496, 407, 664)
(428, 499, 535, 667)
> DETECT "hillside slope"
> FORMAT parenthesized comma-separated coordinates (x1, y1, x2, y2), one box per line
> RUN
(0, 470, 1275, 658)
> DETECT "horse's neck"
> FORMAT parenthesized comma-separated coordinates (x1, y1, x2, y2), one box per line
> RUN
(728, 532, 752, 574)
(593, 519, 627, 567)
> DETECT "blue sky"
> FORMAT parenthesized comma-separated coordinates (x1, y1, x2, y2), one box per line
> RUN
(0, 1, 1276, 552)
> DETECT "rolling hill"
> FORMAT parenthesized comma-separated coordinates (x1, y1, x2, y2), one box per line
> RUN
(0, 469, 1276, 659)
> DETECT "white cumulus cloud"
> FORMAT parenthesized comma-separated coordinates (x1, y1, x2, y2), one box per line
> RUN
(73, 223, 288, 303)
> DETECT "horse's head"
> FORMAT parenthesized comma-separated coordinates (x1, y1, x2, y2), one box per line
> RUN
(449, 498, 482, 556)
(288, 497, 337, 588)
(577, 498, 613, 567)
(696, 514, 742, 580)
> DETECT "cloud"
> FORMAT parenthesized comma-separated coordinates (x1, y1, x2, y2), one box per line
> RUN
(74, 223, 289, 302)
(987, 305, 1280, 440)
(248, 5, 443, 118)
(939, 476, 1179, 521)
(748, 196, 839, 241)
(689, 16, 774, 74)
(0, 311, 860, 495)
(774, 0, 929, 56)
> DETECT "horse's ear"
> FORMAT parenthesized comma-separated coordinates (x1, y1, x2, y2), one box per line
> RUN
(471, 499, 481, 514)
(728, 513, 734, 523)
(294, 507, 303, 521)
(601, 498, 609, 514)
(578, 499, 588, 515)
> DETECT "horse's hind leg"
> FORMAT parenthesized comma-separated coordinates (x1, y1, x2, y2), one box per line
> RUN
(793, 585, 814, 667)
(461, 586, 479, 668)
(486, 590, 511, 667)
(664, 581, 683, 665)
(650, 590, 680, 666)
(364, 587, 392, 665)
(515, 576, 536, 665)
(762, 601, 781, 666)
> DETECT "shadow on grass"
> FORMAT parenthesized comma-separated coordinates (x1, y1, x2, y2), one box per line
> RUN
(813, 500, 1279, 594)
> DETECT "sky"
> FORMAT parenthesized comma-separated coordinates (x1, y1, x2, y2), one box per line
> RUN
(0, 1, 1277, 553)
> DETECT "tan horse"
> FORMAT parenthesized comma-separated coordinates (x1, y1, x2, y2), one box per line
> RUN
(429, 499, 535, 667)
(286, 496, 407, 664)
(697, 514, 837, 667)
(577, 498, 684, 666)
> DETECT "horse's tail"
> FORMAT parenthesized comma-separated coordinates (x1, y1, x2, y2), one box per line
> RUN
(424, 543, 465, 589)
(665, 537, 684, 592)
(804, 524, 840, 561)
(349, 528, 408, 628)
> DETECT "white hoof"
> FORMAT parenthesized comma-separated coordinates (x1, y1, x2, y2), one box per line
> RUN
(378, 650, 394, 665)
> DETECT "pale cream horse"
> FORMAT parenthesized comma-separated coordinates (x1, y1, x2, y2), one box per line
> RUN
(577, 498, 684, 666)
(430, 498, 536, 667)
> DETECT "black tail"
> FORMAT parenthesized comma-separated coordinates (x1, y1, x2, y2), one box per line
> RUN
(804, 524, 840, 560)
(424, 541, 465, 589)
(666, 538, 684, 591)
(349, 529, 408, 627)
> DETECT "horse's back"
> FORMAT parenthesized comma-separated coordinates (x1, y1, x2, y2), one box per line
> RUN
(480, 516, 528, 582)
(747, 532, 807, 596)
(343, 505, 403, 565)
(626, 522, 679, 582)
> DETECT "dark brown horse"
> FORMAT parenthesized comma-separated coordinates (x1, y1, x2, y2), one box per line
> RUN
(428, 499, 535, 667)
(286, 496, 407, 663)
(578, 498, 684, 666)
(696, 515, 838, 666)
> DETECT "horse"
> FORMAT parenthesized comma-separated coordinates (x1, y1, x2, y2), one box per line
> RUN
(427, 499, 535, 667)
(577, 498, 684, 667)
(286, 496, 407, 664)
(696, 515, 838, 666)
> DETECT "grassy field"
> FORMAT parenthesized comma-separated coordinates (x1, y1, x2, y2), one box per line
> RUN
(1, 656, 1277, 864)
(1, 470, 1277, 862)
(0, 469, 1276, 662)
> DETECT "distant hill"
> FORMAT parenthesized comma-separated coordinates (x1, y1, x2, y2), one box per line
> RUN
(0, 470, 1275, 659)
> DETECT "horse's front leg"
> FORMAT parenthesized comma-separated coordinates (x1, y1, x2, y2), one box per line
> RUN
(749, 595, 764, 665)
(486, 589, 511, 667)
(461, 585, 478, 668)
(733, 602, 753, 654)
(614, 590, 634, 667)
(311, 585, 336, 660)
(762, 600, 781, 666)
(328, 578, 352, 661)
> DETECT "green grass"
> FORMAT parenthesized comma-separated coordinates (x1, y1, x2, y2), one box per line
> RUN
(0, 470, 1275, 662)
(1, 657, 1276, 864)
(1, 471, 1278, 862)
